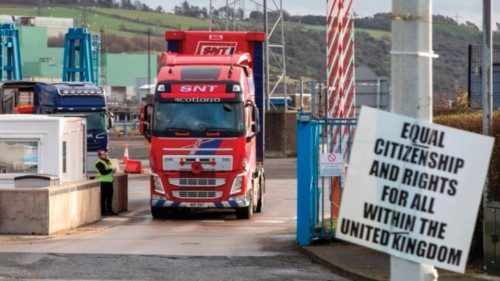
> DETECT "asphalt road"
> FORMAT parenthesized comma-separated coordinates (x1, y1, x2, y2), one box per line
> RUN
(0, 253, 347, 280)
(0, 138, 350, 280)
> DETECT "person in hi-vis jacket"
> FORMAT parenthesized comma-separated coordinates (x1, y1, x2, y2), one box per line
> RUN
(95, 150, 117, 215)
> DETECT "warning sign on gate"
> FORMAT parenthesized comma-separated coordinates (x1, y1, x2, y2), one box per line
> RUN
(336, 106, 494, 273)
(320, 153, 343, 177)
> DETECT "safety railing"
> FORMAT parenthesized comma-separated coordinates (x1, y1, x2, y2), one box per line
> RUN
(296, 113, 357, 246)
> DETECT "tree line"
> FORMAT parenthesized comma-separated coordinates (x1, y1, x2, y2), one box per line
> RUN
(1, 0, 164, 13)
(5, 0, 493, 98)
(2, 0, 329, 24)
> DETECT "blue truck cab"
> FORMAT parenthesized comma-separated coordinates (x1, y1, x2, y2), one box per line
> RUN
(33, 82, 113, 172)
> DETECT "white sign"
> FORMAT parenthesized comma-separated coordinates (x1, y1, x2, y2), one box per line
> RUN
(320, 153, 343, 177)
(337, 107, 494, 273)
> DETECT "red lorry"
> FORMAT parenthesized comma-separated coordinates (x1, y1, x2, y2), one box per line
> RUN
(140, 31, 266, 219)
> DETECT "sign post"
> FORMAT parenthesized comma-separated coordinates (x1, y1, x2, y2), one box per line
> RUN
(337, 107, 494, 273)
(390, 0, 438, 279)
(320, 153, 343, 177)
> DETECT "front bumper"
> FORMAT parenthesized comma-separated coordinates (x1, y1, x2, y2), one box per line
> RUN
(151, 196, 249, 208)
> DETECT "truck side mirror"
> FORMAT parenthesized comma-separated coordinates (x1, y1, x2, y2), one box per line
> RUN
(252, 104, 260, 134)
(107, 111, 114, 129)
(140, 104, 153, 142)
(245, 101, 260, 142)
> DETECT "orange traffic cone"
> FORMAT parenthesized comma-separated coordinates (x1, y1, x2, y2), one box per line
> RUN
(122, 144, 129, 164)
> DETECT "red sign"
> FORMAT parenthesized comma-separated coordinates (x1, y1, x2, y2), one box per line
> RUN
(171, 84, 225, 94)
(327, 154, 336, 162)
(208, 34, 224, 40)
(196, 41, 237, 55)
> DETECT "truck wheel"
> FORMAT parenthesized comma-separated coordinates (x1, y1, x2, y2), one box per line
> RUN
(235, 191, 254, 219)
(256, 188, 263, 213)
(151, 206, 164, 219)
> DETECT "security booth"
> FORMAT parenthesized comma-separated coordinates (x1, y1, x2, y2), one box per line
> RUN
(0, 114, 86, 188)
(0, 114, 102, 235)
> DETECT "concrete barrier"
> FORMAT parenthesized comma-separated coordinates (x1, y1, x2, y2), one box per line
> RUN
(0, 180, 100, 235)
(112, 173, 128, 214)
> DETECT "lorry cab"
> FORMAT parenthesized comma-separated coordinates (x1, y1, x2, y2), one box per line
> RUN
(0, 81, 37, 114)
(141, 31, 266, 219)
(33, 82, 113, 173)
(143, 52, 263, 219)
(0, 81, 112, 174)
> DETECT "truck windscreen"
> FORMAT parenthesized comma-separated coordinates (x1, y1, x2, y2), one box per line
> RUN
(87, 112, 106, 131)
(153, 102, 244, 137)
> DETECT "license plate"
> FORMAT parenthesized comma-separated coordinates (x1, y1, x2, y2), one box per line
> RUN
(188, 202, 209, 208)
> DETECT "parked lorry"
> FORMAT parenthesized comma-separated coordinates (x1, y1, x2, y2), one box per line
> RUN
(0, 81, 112, 173)
(140, 31, 266, 219)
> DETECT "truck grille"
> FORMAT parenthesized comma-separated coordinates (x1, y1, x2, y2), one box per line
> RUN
(163, 155, 232, 171)
(169, 178, 225, 187)
(172, 191, 223, 199)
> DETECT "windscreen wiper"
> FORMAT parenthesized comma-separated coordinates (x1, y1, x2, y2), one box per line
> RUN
(166, 127, 195, 132)
(166, 127, 195, 136)
(204, 127, 236, 136)
(205, 127, 234, 132)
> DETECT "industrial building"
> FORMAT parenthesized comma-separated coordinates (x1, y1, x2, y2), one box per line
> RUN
(1, 15, 157, 117)
(354, 66, 390, 115)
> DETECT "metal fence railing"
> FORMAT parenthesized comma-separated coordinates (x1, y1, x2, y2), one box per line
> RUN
(296, 113, 357, 246)
(468, 45, 500, 110)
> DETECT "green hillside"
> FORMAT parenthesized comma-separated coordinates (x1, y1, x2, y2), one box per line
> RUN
(91, 7, 209, 34)
(0, 5, 495, 97)
(356, 28, 390, 39)
(0, 6, 209, 37)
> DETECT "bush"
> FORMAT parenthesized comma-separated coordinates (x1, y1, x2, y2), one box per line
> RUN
(434, 111, 500, 263)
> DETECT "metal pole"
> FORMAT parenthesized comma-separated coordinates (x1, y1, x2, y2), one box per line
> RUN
(280, 0, 287, 112)
(297, 115, 313, 246)
(233, 0, 236, 30)
(322, 83, 327, 117)
(481, 0, 493, 257)
(225, 0, 229, 31)
(100, 26, 105, 85)
(37, 0, 43, 17)
(300, 80, 304, 112)
(391, 0, 438, 279)
(147, 28, 151, 96)
(83, 6, 87, 27)
(264, 0, 270, 111)
(376, 78, 381, 109)
(279, 0, 287, 156)
(482, 0, 493, 137)
(209, 0, 213, 31)
(311, 81, 319, 118)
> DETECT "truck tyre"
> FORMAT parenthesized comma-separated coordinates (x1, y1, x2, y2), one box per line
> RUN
(235, 190, 254, 219)
(151, 206, 164, 219)
(256, 184, 263, 213)
(255, 176, 264, 213)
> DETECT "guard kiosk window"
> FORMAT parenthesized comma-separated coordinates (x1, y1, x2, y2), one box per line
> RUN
(0, 140, 39, 173)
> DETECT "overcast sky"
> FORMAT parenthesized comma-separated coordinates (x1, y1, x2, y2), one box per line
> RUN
(140, 0, 499, 27)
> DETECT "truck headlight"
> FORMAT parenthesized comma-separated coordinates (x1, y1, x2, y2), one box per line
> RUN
(151, 174, 164, 194)
(232, 84, 242, 92)
(230, 174, 244, 194)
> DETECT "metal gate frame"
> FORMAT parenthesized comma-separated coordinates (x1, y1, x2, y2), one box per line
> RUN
(296, 113, 357, 246)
